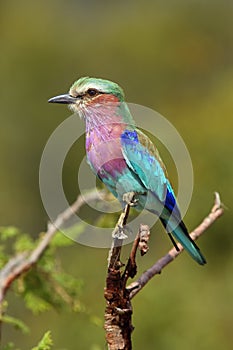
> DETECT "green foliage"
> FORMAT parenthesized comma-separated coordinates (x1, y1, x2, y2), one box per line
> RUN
(1, 314, 29, 334)
(0, 227, 21, 241)
(13, 234, 35, 252)
(18, 247, 83, 314)
(0, 226, 85, 348)
(32, 331, 53, 350)
(0, 227, 35, 268)
(0, 231, 18, 270)
(23, 292, 52, 315)
(3, 331, 53, 350)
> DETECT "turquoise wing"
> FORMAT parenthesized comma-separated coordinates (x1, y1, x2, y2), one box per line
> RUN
(121, 128, 168, 203)
(121, 128, 182, 219)
(121, 128, 206, 265)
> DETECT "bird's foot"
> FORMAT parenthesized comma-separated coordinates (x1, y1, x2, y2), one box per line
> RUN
(112, 225, 128, 239)
(123, 192, 138, 207)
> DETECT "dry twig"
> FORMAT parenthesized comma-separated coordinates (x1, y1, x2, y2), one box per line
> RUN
(128, 192, 224, 299)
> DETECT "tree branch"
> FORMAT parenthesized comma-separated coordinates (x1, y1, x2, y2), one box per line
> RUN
(104, 197, 134, 350)
(103, 192, 224, 349)
(128, 192, 224, 299)
(0, 189, 224, 350)
(0, 189, 106, 304)
(104, 193, 152, 350)
(122, 224, 150, 290)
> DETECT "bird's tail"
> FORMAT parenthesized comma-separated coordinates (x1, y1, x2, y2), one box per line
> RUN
(160, 216, 207, 265)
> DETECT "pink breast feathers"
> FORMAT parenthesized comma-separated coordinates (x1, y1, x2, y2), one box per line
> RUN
(86, 122, 128, 177)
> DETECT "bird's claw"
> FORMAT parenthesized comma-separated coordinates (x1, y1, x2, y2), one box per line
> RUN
(123, 192, 138, 207)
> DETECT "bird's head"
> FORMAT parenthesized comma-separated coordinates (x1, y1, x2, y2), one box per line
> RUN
(48, 77, 135, 127)
(48, 77, 125, 115)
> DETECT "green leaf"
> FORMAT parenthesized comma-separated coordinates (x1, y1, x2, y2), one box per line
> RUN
(0, 226, 20, 241)
(13, 234, 34, 252)
(32, 331, 53, 350)
(1, 314, 29, 333)
(24, 292, 51, 314)
(0, 250, 9, 269)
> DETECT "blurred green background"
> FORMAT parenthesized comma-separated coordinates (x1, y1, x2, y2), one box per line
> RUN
(0, 0, 232, 349)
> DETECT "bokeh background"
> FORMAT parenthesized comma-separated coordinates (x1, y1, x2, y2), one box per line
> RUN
(0, 0, 232, 349)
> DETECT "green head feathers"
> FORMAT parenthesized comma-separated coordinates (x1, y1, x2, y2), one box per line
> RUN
(48, 76, 134, 125)
(69, 77, 125, 101)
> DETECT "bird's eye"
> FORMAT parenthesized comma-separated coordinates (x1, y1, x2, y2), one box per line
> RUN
(87, 89, 98, 97)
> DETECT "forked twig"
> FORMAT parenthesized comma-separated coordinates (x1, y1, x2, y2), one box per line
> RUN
(128, 192, 224, 299)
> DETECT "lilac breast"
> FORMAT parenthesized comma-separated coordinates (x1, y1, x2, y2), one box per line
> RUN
(86, 123, 127, 178)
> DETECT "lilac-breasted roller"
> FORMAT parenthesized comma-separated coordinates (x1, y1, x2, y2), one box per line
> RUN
(48, 77, 206, 265)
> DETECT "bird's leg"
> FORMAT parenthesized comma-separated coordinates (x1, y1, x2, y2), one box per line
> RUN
(123, 191, 147, 207)
(112, 192, 137, 239)
(122, 191, 138, 206)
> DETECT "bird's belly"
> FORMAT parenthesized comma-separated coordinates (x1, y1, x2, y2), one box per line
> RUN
(103, 162, 146, 204)
(87, 137, 125, 178)
(87, 144, 145, 201)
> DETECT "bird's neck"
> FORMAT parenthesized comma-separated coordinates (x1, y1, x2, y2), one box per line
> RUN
(82, 95, 135, 135)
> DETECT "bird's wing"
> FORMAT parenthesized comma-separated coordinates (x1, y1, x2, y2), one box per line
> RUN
(121, 128, 180, 218)
(120, 129, 168, 201)
(121, 129, 206, 265)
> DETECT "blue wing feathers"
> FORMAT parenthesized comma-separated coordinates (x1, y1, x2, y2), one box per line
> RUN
(121, 129, 167, 202)
(121, 129, 206, 265)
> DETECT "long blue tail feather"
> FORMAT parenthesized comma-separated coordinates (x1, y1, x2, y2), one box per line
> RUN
(160, 217, 207, 265)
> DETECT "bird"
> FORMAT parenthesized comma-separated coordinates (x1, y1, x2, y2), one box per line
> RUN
(48, 77, 206, 265)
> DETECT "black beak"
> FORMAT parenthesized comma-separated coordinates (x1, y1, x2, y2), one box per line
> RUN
(48, 94, 77, 104)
